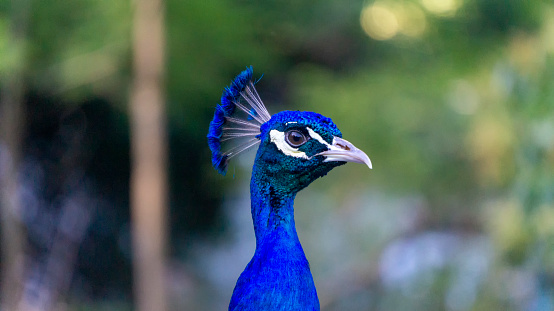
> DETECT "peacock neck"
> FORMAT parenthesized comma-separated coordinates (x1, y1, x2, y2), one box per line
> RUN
(250, 163, 301, 249)
(227, 161, 320, 310)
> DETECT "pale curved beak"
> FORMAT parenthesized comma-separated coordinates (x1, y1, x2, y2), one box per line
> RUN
(315, 136, 372, 169)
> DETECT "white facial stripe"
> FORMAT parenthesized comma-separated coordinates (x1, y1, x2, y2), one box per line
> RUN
(306, 128, 329, 147)
(269, 129, 309, 159)
(306, 127, 343, 151)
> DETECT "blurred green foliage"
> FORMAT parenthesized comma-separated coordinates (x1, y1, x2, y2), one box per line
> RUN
(1, 0, 553, 309)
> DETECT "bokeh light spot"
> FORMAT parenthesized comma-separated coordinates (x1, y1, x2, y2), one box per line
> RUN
(361, 3, 399, 40)
(421, 0, 461, 16)
(396, 3, 427, 37)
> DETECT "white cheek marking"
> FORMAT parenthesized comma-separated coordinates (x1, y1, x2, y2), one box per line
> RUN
(269, 129, 309, 159)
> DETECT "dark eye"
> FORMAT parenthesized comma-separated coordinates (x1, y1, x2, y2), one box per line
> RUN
(285, 130, 308, 147)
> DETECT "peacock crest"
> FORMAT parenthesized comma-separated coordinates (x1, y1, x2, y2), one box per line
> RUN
(207, 66, 271, 175)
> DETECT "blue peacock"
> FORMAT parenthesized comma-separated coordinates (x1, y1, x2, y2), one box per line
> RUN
(208, 67, 371, 310)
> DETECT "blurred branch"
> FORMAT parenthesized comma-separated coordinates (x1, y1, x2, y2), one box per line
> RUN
(0, 0, 30, 309)
(46, 44, 123, 95)
(129, 0, 168, 310)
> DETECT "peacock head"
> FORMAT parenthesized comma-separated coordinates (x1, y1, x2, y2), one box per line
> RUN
(253, 110, 371, 192)
(207, 66, 371, 192)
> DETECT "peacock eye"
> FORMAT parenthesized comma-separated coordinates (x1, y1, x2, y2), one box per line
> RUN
(285, 130, 308, 147)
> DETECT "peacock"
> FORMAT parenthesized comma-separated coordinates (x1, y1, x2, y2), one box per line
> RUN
(208, 67, 371, 311)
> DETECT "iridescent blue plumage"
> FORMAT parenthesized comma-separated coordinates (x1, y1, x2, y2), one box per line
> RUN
(208, 66, 271, 175)
(207, 67, 251, 174)
(208, 67, 372, 311)
(207, 105, 227, 173)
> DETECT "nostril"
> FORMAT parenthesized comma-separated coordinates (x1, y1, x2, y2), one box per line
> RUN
(337, 143, 351, 151)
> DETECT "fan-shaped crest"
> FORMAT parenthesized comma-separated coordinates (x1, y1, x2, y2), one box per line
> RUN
(207, 66, 272, 175)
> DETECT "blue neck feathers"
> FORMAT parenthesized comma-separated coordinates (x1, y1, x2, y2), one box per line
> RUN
(228, 160, 320, 311)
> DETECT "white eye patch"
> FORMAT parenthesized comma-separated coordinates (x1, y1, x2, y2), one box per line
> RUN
(269, 127, 333, 159)
(270, 129, 309, 159)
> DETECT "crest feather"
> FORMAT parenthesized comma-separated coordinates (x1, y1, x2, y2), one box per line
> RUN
(207, 66, 271, 175)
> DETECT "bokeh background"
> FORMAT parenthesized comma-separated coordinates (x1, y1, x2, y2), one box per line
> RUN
(1, 0, 554, 310)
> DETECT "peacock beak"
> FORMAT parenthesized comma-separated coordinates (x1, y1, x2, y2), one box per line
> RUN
(315, 136, 372, 169)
